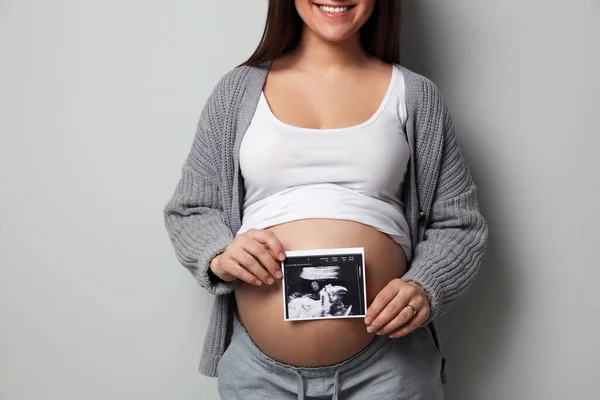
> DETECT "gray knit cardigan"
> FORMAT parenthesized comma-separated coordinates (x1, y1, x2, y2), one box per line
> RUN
(164, 62, 489, 383)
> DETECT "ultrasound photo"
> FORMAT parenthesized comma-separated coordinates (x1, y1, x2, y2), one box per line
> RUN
(281, 247, 367, 321)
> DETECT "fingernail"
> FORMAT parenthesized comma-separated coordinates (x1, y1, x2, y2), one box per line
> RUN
(376, 330, 383, 336)
(267, 277, 274, 285)
(255, 280, 262, 286)
(275, 271, 282, 279)
(364, 317, 371, 325)
(366, 326, 374, 333)
(279, 253, 285, 261)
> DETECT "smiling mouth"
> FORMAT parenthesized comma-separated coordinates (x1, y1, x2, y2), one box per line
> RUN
(313, 3, 356, 14)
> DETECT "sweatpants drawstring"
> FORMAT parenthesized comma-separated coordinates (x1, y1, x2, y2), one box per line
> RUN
(296, 371, 304, 400)
(332, 369, 340, 400)
(296, 368, 339, 399)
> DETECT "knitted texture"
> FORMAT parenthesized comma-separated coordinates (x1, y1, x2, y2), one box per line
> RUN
(164, 62, 488, 380)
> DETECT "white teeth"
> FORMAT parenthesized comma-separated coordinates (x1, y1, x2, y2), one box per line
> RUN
(319, 5, 350, 13)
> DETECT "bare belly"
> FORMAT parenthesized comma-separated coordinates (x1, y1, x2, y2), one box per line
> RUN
(235, 219, 407, 367)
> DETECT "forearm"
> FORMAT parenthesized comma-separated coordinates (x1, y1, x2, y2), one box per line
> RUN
(164, 167, 236, 295)
(402, 185, 488, 324)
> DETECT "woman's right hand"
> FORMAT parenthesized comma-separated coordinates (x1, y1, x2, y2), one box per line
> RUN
(209, 228, 286, 286)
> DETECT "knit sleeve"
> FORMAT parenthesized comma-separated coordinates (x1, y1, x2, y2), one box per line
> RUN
(163, 83, 236, 296)
(402, 78, 489, 324)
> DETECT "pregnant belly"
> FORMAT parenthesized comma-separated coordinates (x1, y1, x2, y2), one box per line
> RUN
(234, 219, 407, 367)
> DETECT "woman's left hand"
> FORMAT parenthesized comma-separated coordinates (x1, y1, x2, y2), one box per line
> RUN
(364, 279, 431, 338)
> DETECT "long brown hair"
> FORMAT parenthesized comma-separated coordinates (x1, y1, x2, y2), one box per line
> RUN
(243, 0, 402, 66)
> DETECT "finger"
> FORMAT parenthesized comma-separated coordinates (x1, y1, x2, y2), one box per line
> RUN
(241, 238, 281, 282)
(263, 244, 281, 266)
(365, 283, 400, 325)
(247, 229, 286, 262)
(238, 230, 279, 262)
(376, 299, 425, 336)
(229, 245, 272, 285)
(388, 306, 430, 338)
(366, 292, 406, 334)
(219, 254, 262, 286)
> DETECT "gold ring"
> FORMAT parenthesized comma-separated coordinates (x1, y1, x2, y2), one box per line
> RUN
(406, 304, 417, 315)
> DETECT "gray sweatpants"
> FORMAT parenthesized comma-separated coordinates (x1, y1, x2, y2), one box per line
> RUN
(217, 314, 444, 399)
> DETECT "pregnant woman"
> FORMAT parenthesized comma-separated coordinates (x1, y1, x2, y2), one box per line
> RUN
(164, 1, 488, 398)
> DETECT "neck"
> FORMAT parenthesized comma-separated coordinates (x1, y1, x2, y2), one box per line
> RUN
(291, 27, 369, 72)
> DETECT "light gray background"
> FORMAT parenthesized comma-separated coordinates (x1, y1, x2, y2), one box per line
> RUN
(1, 0, 598, 399)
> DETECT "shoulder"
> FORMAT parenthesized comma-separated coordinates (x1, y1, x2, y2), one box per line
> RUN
(212, 65, 253, 94)
(200, 64, 268, 126)
(202, 65, 249, 111)
(393, 64, 447, 111)
(392, 64, 450, 126)
(207, 62, 270, 104)
(199, 62, 270, 125)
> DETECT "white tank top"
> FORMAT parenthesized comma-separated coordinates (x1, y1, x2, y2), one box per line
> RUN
(238, 65, 412, 260)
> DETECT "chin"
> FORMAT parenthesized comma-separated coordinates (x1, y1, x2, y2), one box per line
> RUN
(314, 26, 358, 43)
